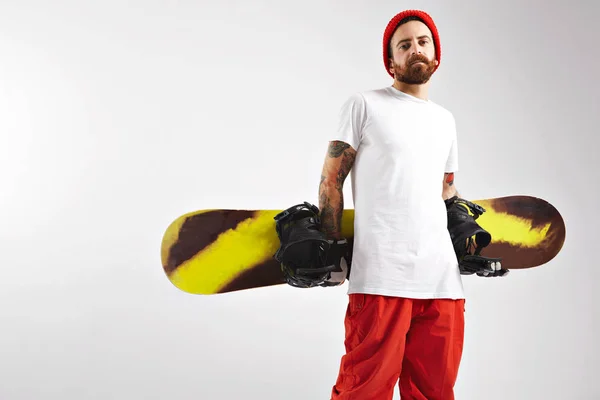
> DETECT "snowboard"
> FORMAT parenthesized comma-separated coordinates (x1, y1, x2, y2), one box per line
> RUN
(160, 195, 566, 295)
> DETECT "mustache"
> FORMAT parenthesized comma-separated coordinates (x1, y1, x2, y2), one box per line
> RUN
(408, 54, 430, 65)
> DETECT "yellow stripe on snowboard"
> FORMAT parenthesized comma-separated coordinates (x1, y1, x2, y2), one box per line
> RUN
(474, 200, 552, 248)
(169, 210, 280, 294)
(160, 209, 216, 267)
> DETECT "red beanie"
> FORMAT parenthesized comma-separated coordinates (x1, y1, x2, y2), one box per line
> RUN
(382, 10, 441, 78)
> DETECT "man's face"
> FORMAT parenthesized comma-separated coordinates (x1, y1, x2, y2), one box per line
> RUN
(388, 20, 438, 85)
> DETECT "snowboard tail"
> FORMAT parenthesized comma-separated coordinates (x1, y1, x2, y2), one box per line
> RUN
(161, 195, 566, 295)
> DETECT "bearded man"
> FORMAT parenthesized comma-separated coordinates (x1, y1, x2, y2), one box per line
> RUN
(318, 10, 467, 400)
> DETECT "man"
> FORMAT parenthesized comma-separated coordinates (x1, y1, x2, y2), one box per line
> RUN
(319, 10, 466, 400)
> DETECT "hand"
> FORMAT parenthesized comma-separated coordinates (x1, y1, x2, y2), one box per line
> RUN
(319, 238, 351, 287)
(460, 255, 510, 277)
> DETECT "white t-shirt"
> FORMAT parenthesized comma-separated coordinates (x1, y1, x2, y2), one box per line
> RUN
(332, 85, 464, 299)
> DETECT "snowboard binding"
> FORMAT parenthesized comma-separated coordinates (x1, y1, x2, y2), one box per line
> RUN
(273, 202, 350, 288)
(445, 196, 509, 277)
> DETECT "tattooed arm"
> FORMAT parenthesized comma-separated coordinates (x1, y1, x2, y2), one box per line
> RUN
(318, 141, 357, 239)
(442, 172, 461, 200)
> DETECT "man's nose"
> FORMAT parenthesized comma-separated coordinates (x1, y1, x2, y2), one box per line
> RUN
(411, 42, 422, 54)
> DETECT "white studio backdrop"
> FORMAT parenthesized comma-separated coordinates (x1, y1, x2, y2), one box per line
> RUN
(1, 0, 598, 399)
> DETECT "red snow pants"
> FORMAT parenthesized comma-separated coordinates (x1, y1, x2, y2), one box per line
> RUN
(331, 294, 465, 400)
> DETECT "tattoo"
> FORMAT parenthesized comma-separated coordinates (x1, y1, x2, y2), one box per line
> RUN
(336, 150, 355, 188)
(328, 141, 350, 158)
(318, 141, 356, 239)
(442, 172, 459, 200)
(319, 192, 343, 239)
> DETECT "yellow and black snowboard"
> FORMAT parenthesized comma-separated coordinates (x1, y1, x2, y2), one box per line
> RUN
(160, 195, 566, 295)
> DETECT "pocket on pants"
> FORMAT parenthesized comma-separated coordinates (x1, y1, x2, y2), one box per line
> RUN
(344, 294, 370, 346)
(347, 293, 366, 319)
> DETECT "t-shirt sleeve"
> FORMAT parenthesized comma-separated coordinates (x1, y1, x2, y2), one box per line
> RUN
(331, 92, 367, 151)
(445, 115, 459, 173)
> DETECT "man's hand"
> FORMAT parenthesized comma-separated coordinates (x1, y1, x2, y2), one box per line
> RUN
(444, 194, 511, 278)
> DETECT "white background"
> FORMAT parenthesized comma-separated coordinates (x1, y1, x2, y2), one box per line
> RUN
(1, 0, 598, 399)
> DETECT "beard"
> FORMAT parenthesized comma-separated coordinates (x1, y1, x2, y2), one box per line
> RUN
(392, 53, 437, 85)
